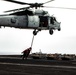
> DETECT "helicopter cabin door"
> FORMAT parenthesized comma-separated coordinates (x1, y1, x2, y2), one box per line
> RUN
(39, 16, 48, 27)
(28, 16, 39, 28)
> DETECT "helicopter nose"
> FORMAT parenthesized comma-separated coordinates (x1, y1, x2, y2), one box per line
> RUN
(59, 22, 61, 24)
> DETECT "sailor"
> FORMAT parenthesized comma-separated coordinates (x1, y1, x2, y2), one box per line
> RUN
(22, 47, 32, 60)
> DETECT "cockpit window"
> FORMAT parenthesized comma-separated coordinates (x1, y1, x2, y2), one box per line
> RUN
(53, 17, 56, 21)
(50, 17, 54, 24)
(50, 17, 56, 24)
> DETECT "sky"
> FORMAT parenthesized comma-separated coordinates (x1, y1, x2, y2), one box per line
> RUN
(0, 0, 76, 55)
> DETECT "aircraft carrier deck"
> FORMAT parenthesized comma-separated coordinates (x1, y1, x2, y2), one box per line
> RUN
(0, 55, 76, 75)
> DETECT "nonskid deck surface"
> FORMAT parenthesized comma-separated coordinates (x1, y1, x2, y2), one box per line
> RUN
(0, 55, 76, 75)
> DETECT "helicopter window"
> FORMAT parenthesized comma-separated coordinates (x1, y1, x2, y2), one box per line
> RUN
(50, 17, 54, 25)
(53, 17, 56, 21)
(39, 16, 48, 27)
(50, 17, 57, 25)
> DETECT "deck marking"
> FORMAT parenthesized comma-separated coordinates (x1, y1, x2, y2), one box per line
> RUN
(0, 62, 76, 69)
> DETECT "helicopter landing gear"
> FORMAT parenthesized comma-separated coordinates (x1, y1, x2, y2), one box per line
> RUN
(33, 29, 39, 35)
(33, 30, 37, 35)
(33, 29, 41, 35)
(58, 28, 61, 31)
(49, 29, 53, 35)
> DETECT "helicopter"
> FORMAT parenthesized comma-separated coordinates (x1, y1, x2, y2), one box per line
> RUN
(0, 0, 61, 35)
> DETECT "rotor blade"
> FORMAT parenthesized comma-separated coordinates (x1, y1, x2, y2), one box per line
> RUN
(4, 6, 30, 12)
(43, 6, 76, 10)
(3, 0, 31, 5)
(43, 0, 54, 5)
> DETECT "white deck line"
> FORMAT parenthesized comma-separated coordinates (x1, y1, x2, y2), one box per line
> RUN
(0, 62, 76, 69)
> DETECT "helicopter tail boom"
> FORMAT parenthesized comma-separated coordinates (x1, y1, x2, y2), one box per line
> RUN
(0, 15, 40, 29)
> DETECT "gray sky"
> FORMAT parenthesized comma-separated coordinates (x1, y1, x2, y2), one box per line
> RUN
(0, 0, 76, 55)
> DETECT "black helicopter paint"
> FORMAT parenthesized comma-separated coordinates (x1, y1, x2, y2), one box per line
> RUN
(2, 0, 75, 35)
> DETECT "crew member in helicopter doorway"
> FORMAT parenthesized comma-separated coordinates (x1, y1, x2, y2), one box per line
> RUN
(21, 47, 32, 60)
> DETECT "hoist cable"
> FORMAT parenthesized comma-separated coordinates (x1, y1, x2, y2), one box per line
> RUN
(31, 35, 35, 48)
(30, 35, 35, 53)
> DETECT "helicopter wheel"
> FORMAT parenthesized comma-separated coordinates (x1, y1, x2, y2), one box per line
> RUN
(58, 28, 61, 31)
(33, 30, 37, 35)
(49, 29, 53, 35)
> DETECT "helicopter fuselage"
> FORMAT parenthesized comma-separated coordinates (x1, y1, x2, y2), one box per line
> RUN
(1, 0, 62, 35)
(0, 14, 61, 35)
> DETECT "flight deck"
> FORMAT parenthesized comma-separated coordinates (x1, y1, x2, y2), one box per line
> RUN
(0, 55, 76, 75)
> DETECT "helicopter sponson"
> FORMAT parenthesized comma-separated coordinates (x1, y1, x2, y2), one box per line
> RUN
(0, 15, 61, 35)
